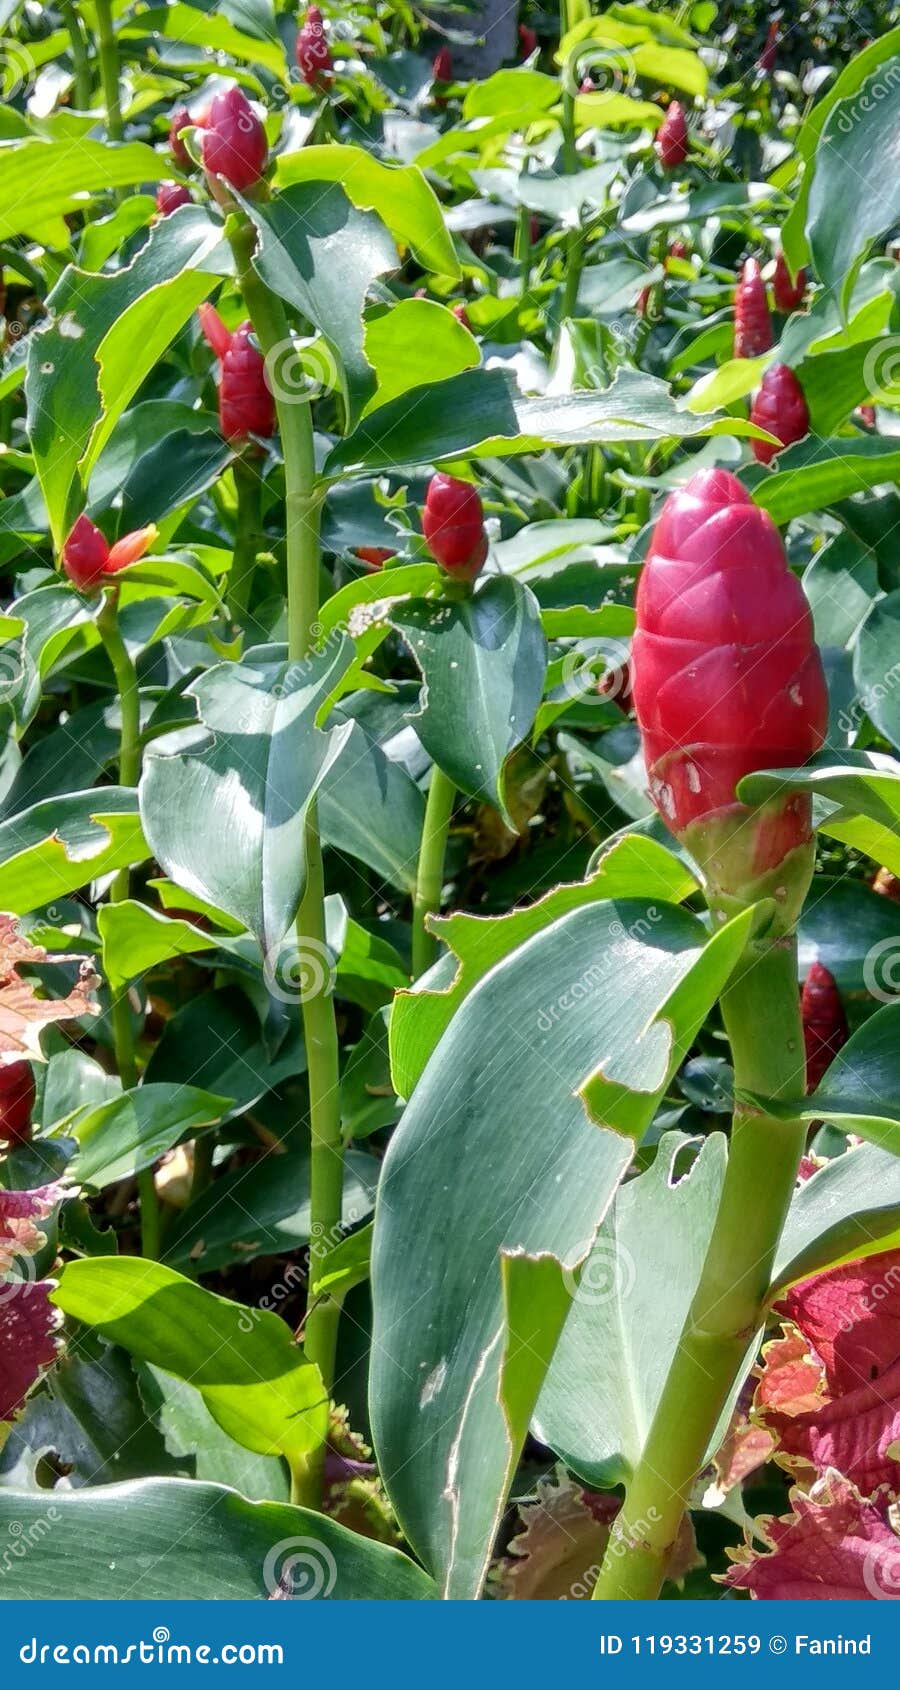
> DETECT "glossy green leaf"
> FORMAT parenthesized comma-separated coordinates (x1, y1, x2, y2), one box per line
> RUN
(748, 437, 900, 525)
(139, 1364, 288, 1503)
(746, 1005, 900, 1155)
(799, 876, 900, 1031)
(738, 755, 900, 880)
(98, 899, 226, 992)
(60, 1084, 229, 1188)
(239, 182, 398, 430)
(275, 145, 458, 277)
(371, 894, 752, 1593)
(0, 1480, 433, 1599)
(0, 788, 147, 913)
(853, 592, 900, 748)
(535, 1133, 726, 1487)
(318, 719, 425, 891)
(390, 576, 547, 821)
(807, 68, 900, 313)
(774, 1143, 900, 1293)
(0, 139, 170, 243)
(364, 299, 478, 413)
(54, 1257, 327, 1466)
(121, 4, 287, 76)
(140, 642, 354, 952)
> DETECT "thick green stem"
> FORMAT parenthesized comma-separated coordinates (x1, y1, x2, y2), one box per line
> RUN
(96, 594, 160, 1256)
(94, 0, 123, 141)
(412, 765, 456, 979)
(592, 936, 806, 1601)
(228, 214, 340, 1509)
(229, 453, 263, 636)
(60, 0, 92, 109)
(515, 203, 532, 298)
(559, 90, 583, 323)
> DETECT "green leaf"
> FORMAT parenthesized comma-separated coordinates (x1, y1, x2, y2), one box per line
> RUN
(60, 1084, 229, 1188)
(139, 642, 354, 952)
(365, 299, 478, 414)
(238, 182, 398, 431)
(746, 1005, 900, 1156)
(53, 1257, 327, 1466)
(535, 1132, 726, 1487)
(327, 367, 760, 475)
(738, 755, 900, 875)
(853, 592, 900, 748)
(0, 139, 170, 243)
(318, 722, 425, 892)
(390, 833, 699, 1098)
(310, 1220, 373, 1302)
(749, 437, 900, 525)
(390, 576, 547, 821)
(372, 893, 751, 1592)
(0, 788, 147, 913)
(26, 209, 226, 545)
(773, 1144, 900, 1294)
(810, 77, 900, 315)
(574, 91, 667, 128)
(121, 4, 287, 77)
(799, 875, 900, 1031)
(0, 1479, 433, 1598)
(138, 1363, 288, 1502)
(275, 145, 458, 277)
(98, 899, 224, 992)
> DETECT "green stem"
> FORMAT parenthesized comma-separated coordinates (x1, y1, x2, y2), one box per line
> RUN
(229, 453, 263, 637)
(411, 765, 456, 979)
(96, 593, 160, 1257)
(228, 213, 340, 1510)
(94, 0, 123, 141)
(515, 203, 532, 298)
(592, 936, 806, 1601)
(60, 0, 92, 109)
(559, 90, 583, 322)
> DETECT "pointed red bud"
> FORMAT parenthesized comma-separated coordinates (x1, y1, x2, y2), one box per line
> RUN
(801, 961, 848, 1092)
(773, 251, 806, 313)
(750, 364, 809, 465)
(655, 101, 688, 169)
(734, 258, 773, 357)
(422, 474, 487, 581)
(432, 46, 453, 82)
(156, 182, 193, 216)
(296, 5, 333, 85)
(62, 515, 109, 590)
(201, 86, 268, 191)
(106, 525, 159, 574)
(168, 105, 194, 170)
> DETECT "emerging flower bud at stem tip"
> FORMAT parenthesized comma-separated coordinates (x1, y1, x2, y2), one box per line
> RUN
(750, 364, 810, 465)
(655, 101, 688, 170)
(201, 86, 268, 193)
(156, 182, 193, 217)
(422, 473, 488, 582)
(198, 305, 276, 442)
(296, 5, 333, 86)
(631, 467, 828, 930)
(733, 257, 773, 358)
(62, 516, 157, 590)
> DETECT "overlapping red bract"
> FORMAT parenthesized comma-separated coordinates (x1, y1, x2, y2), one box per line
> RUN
(750, 363, 810, 466)
(198, 303, 276, 442)
(631, 467, 827, 846)
(655, 101, 688, 169)
(733, 257, 773, 357)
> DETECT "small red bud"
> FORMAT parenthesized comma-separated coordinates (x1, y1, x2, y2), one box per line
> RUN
(668, 237, 689, 262)
(452, 302, 472, 330)
(518, 23, 537, 56)
(801, 961, 848, 1092)
(156, 182, 193, 216)
(772, 251, 806, 313)
(296, 6, 333, 86)
(62, 515, 109, 590)
(168, 105, 194, 170)
(432, 46, 453, 82)
(198, 301, 233, 361)
(655, 101, 688, 170)
(750, 364, 810, 466)
(106, 525, 159, 574)
(355, 547, 395, 571)
(422, 473, 488, 581)
(858, 403, 877, 428)
(733, 257, 773, 358)
(757, 21, 778, 73)
(0, 1061, 34, 1147)
(201, 86, 268, 192)
(199, 306, 275, 441)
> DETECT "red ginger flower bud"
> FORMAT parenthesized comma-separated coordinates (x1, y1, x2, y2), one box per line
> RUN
(0, 1061, 34, 1147)
(668, 237, 689, 261)
(631, 468, 828, 924)
(422, 474, 487, 581)
(432, 46, 453, 82)
(773, 250, 806, 313)
(801, 961, 848, 1092)
(198, 304, 275, 442)
(757, 21, 778, 73)
(733, 257, 773, 357)
(156, 182, 193, 216)
(355, 546, 395, 571)
(750, 363, 810, 465)
(168, 105, 194, 170)
(296, 6, 333, 86)
(62, 516, 156, 590)
(518, 23, 537, 56)
(452, 301, 472, 330)
(655, 101, 688, 170)
(201, 87, 267, 192)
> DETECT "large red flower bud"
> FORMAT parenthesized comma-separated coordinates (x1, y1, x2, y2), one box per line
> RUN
(0, 1061, 34, 1147)
(201, 87, 268, 191)
(750, 364, 810, 465)
(632, 468, 828, 925)
(733, 258, 773, 358)
(199, 305, 275, 441)
(168, 105, 194, 170)
(655, 101, 688, 170)
(422, 474, 487, 581)
(757, 21, 778, 73)
(518, 23, 537, 56)
(296, 6, 333, 86)
(801, 961, 848, 1092)
(62, 515, 109, 589)
(156, 182, 193, 216)
(773, 251, 806, 313)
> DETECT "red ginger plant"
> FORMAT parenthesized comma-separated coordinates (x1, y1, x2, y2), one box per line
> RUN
(750, 363, 810, 464)
(62, 515, 157, 590)
(296, 6, 333, 86)
(801, 961, 848, 1091)
(655, 101, 688, 169)
(422, 474, 487, 581)
(733, 257, 773, 357)
(631, 467, 828, 926)
(773, 250, 807, 312)
(156, 181, 192, 216)
(201, 86, 268, 192)
(198, 303, 276, 442)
